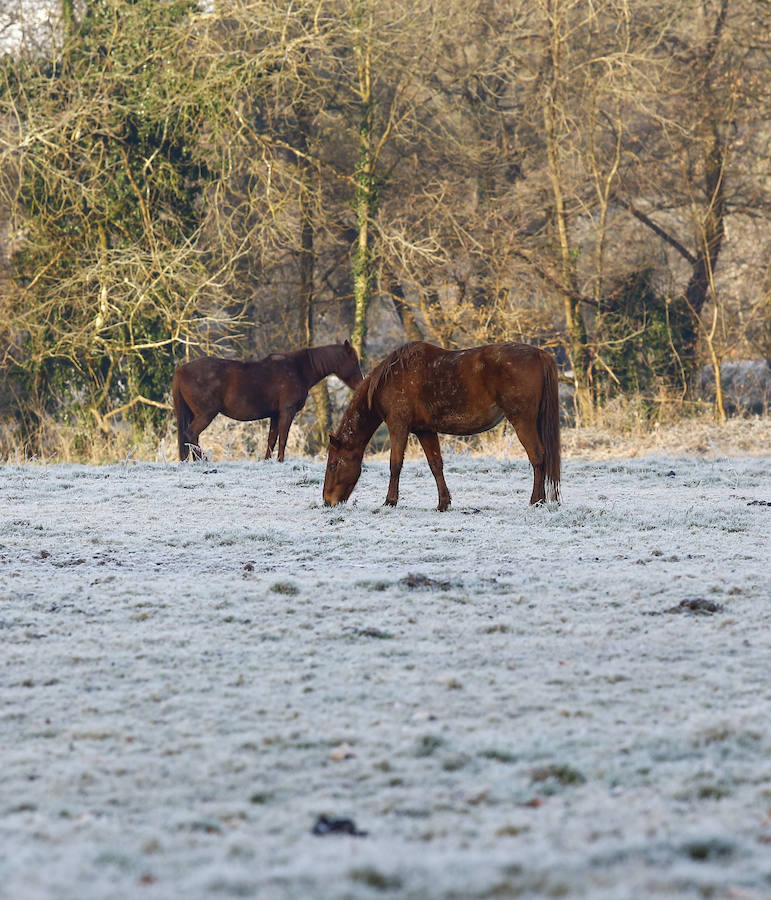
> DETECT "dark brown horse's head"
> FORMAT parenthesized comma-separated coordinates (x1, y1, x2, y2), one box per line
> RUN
(323, 432, 362, 506)
(335, 340, 364, 390)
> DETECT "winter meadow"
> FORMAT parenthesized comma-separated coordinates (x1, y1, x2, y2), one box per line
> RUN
(2, 1, 771, 897)
(2, 422, 770, 899)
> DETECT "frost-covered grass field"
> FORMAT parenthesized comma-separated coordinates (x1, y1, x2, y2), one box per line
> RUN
(2, 450, 770, 899)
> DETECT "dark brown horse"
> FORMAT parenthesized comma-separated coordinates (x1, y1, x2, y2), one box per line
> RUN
(173, 341, 362, 461)
(323, 341, 560, 509)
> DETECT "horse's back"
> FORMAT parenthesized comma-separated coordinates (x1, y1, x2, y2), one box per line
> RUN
(390, 340, 543, 370)
(480, 342, 551, 384)
(369, 341, 553, 434)
(395, 341, 545, 391)
(174, 353, 309, 420)
(368, 343, 488, 433)
(176, 356, 242, 386)
(475, 341, 546, 369)
(174, 357, 246, 414)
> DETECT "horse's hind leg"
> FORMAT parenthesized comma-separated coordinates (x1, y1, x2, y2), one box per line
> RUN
(265, 414, 279, 459)
(186, 411, 217, 461)
(384, 423, 409, 507)
(507, 413, 546, 504)
(415, 431, 451, 511)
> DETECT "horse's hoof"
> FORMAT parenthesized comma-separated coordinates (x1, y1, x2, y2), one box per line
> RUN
(384, 498, 397, 507)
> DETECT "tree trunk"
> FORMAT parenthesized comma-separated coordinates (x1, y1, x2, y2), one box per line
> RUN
(300, 194, 331, 449)
(542, 0, 593, 423)
(706, 332, 726, 422)
(62, 0, 76, 38)
(296, 108, 330, 451)
(384, 267, 423, 342)
(351, 0, 376, 364)
(681, 135, 726, 379)
(351, 187, 372, 361)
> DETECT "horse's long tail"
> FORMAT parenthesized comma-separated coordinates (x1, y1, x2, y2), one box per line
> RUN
(538, 351, 562, 503)
(172, 370, 192, 461)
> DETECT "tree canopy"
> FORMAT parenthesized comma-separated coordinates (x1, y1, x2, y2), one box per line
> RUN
(1, 0, 769, 453)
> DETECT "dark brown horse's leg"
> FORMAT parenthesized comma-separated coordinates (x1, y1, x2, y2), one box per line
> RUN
(276, 409, 296, 462)
(265, 414, 279, 459)
(186, 412, 216, 462)
(415, 431, 451, 511)
(384, 424, 409, 506)
(507, 415, 546, 504)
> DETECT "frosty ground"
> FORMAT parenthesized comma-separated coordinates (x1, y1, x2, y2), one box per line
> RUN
(1, 450, 770, 899)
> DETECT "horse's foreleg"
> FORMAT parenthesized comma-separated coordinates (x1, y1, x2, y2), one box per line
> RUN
(415, 431, 451, 511)
(385, 425, 409, 506)
(265, 414, 279, 459)
(276, 409, 295, 462)
(507, 414, 546, 504)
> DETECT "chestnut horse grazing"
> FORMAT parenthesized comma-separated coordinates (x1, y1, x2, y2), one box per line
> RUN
(173, 341, 362, 461)
(323, 341, 560, 509)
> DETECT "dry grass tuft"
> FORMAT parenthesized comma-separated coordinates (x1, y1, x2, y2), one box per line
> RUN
(1, 408, 768, 464)
(562, 416, 770, 459)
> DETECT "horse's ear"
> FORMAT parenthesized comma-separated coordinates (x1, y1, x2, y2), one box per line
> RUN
(344, 339, 352, 350)
(328, 432, 342, 449)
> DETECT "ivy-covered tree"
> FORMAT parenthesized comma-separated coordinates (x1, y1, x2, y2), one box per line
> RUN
(0, 0, 233, 444)
(593, 270, 692, 402)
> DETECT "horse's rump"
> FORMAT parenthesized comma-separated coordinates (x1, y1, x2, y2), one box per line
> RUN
(172, 369, 194, 460)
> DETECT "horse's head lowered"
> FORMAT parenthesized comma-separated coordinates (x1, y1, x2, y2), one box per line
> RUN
(323, 432, 362, 506)
(334, 340, 364, 390)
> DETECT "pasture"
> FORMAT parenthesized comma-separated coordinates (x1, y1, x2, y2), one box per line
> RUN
(1, 452, 770, 899)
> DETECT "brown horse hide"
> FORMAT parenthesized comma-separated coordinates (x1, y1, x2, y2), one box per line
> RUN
(324, 341, 560, 509)
(173, 341, 362, 462)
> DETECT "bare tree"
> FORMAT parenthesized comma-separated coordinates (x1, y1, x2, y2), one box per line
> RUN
(618, 0, 771, 412)
(1, 0, 768, 456)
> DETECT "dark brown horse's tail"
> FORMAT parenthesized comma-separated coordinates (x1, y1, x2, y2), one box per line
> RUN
(538, 351, 562, 502)
(172, 370, 192, 461)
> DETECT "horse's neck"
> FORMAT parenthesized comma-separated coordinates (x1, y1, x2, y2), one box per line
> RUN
(339, 393, 382, 451)
(301, 346, 337, 386)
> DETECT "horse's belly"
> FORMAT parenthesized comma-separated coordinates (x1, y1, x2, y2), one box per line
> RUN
(417, 406, 505, 435)
(222, 392, 272, 421)
(227, 407, 268, 422)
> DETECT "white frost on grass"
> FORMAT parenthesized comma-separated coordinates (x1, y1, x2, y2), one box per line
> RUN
(1, 454, 770, 899)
